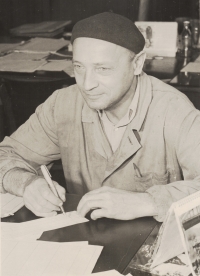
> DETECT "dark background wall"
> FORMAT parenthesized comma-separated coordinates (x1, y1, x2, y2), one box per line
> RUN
(0, 0, 199, 35)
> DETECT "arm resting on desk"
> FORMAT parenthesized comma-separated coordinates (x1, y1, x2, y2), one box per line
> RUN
(147, 105, 200, 222)
(0, 90, 65, 216)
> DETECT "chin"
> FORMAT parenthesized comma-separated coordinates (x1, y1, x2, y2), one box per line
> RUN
(85, 99, 107, 111)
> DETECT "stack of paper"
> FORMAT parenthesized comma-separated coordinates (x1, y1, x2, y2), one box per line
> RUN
(1, 211, 88, 241)
(1, 211, 104, 275)
(14, 37, 70, 53)
(2, 240, 103, 276)
(10, 21, 71, 38)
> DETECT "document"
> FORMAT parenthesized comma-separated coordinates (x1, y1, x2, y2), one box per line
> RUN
(14, 37, 69, 53)
(1, 211, 88, 241)
(181, 62, 200, 73)
(1, 193, 24, 218)
(0, 59, 46, 73)
(1, 52, 48, 61)
(37, 60, 74, 77)
(2, 240, 103, 276)
(0, 43, 21, 54)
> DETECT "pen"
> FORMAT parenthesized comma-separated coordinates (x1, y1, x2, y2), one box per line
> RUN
(40, 165, 65, 215)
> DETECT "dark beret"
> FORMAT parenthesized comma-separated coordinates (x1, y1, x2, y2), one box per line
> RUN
(71, 12, 145, 54)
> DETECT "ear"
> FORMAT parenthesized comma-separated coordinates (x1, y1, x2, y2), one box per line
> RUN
(133, 51, 146, 75)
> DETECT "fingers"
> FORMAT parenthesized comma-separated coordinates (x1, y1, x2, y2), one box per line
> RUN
(23, 178, 66, 217)
(90, 208, 108, 220)
(77, 197, 106, 217)
(53, 181, 66, 203)
(24, 200, 57, 217)
(39, 182, 63, 207)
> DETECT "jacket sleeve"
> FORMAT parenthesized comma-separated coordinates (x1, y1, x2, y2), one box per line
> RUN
(147, 100, 200, 222)
(0, 90, 61, 195)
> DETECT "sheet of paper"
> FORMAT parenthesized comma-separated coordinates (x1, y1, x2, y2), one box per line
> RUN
(15, 37, 69, 53)
(0, 43, 21, 54)
(195, 55, 200, 62)
(1, 52, 48, 61)
(0, 59, 46, 72)
(37, 60, 74, 77)
(1, 211, 88, 241)
(181, 62, 200, 73)
(1, 193, 24, 218)
(2, 240, 103, 276)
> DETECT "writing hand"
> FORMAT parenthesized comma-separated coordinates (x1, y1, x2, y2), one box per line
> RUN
(77, 186, 157, 220)
(23, 178, 66, 217)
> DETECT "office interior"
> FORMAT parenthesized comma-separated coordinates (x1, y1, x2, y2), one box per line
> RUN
(1, 1, 200, 275)
(0, 0, 200, 186)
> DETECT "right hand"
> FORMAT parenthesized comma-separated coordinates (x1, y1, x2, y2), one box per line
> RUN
(23, 177, 66, 217)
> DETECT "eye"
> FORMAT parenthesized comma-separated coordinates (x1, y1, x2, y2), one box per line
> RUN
(73, 64, 85, 73)
(96, 67, 110, 72)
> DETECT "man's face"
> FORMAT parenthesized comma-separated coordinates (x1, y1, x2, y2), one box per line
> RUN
(72, 38, 136, 111)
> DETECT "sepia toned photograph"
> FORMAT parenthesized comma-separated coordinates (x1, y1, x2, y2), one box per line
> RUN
(0, 1, 200, 275)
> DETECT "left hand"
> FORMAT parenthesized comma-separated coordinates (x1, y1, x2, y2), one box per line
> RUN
(77, 186, 157, 220)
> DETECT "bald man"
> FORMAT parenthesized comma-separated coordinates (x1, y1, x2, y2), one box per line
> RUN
(1, 12, 200, 222)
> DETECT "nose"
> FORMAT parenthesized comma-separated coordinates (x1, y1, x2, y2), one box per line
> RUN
(83, 69, 98, 91)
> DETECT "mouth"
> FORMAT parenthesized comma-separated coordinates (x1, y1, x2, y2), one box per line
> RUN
(84, 93, 103, 100)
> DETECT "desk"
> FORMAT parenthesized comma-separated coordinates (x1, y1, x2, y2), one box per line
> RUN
(2, 193, 158, 274)
(143, 51, 200, 110)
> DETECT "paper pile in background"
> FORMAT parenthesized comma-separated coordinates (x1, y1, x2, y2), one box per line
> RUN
(1, 211, 88, 241)
(1, 193, 24, 218)
(10, 20, 71, 38)
(0, 37, 74, 76)
(14, 37, 69, 53)
(2, 240, 103, 276)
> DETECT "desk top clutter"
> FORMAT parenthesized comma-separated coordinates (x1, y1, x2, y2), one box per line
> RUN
(10, 21, 72, 38)
(0, 37, 74, 76)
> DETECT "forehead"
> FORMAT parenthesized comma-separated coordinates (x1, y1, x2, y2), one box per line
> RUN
(73, 37, 128, 62)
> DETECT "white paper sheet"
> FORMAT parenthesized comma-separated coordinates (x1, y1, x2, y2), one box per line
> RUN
(14, 37, 69, 53)
(0, 59, 46, 72)
(195, 55, 200, 62)
(37, 60, 74, 77)
(0, 52, 48, 61)
(1, 240, 103, 276)
(181, 62, 200, 73)
(1, 211, 88, 241)
(0, 43, 21, 54)
(1, 193, 24, 218)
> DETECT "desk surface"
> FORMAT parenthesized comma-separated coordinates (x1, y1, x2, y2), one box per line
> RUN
(2, 193, 158, 274)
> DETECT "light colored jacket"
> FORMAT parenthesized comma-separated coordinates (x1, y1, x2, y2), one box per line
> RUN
(1, 72, 200, 221)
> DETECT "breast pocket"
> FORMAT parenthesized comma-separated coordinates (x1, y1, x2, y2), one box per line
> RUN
(133, 169, 169, 192)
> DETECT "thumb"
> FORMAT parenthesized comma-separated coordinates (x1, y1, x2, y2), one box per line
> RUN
(53, 181, 66, 202)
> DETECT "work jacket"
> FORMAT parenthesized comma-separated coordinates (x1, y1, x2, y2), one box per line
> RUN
(1, 72, 200, 221)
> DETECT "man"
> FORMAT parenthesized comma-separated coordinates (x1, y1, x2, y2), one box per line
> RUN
(0, 12, 200, 222)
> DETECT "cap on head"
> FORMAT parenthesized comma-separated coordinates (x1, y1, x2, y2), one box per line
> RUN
(71, 12, 145, 54)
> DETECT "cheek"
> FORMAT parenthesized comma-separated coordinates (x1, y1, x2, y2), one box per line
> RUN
(74, 72, 83, 86)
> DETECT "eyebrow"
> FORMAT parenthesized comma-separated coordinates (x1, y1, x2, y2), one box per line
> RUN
(72, 59, 113, 66)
